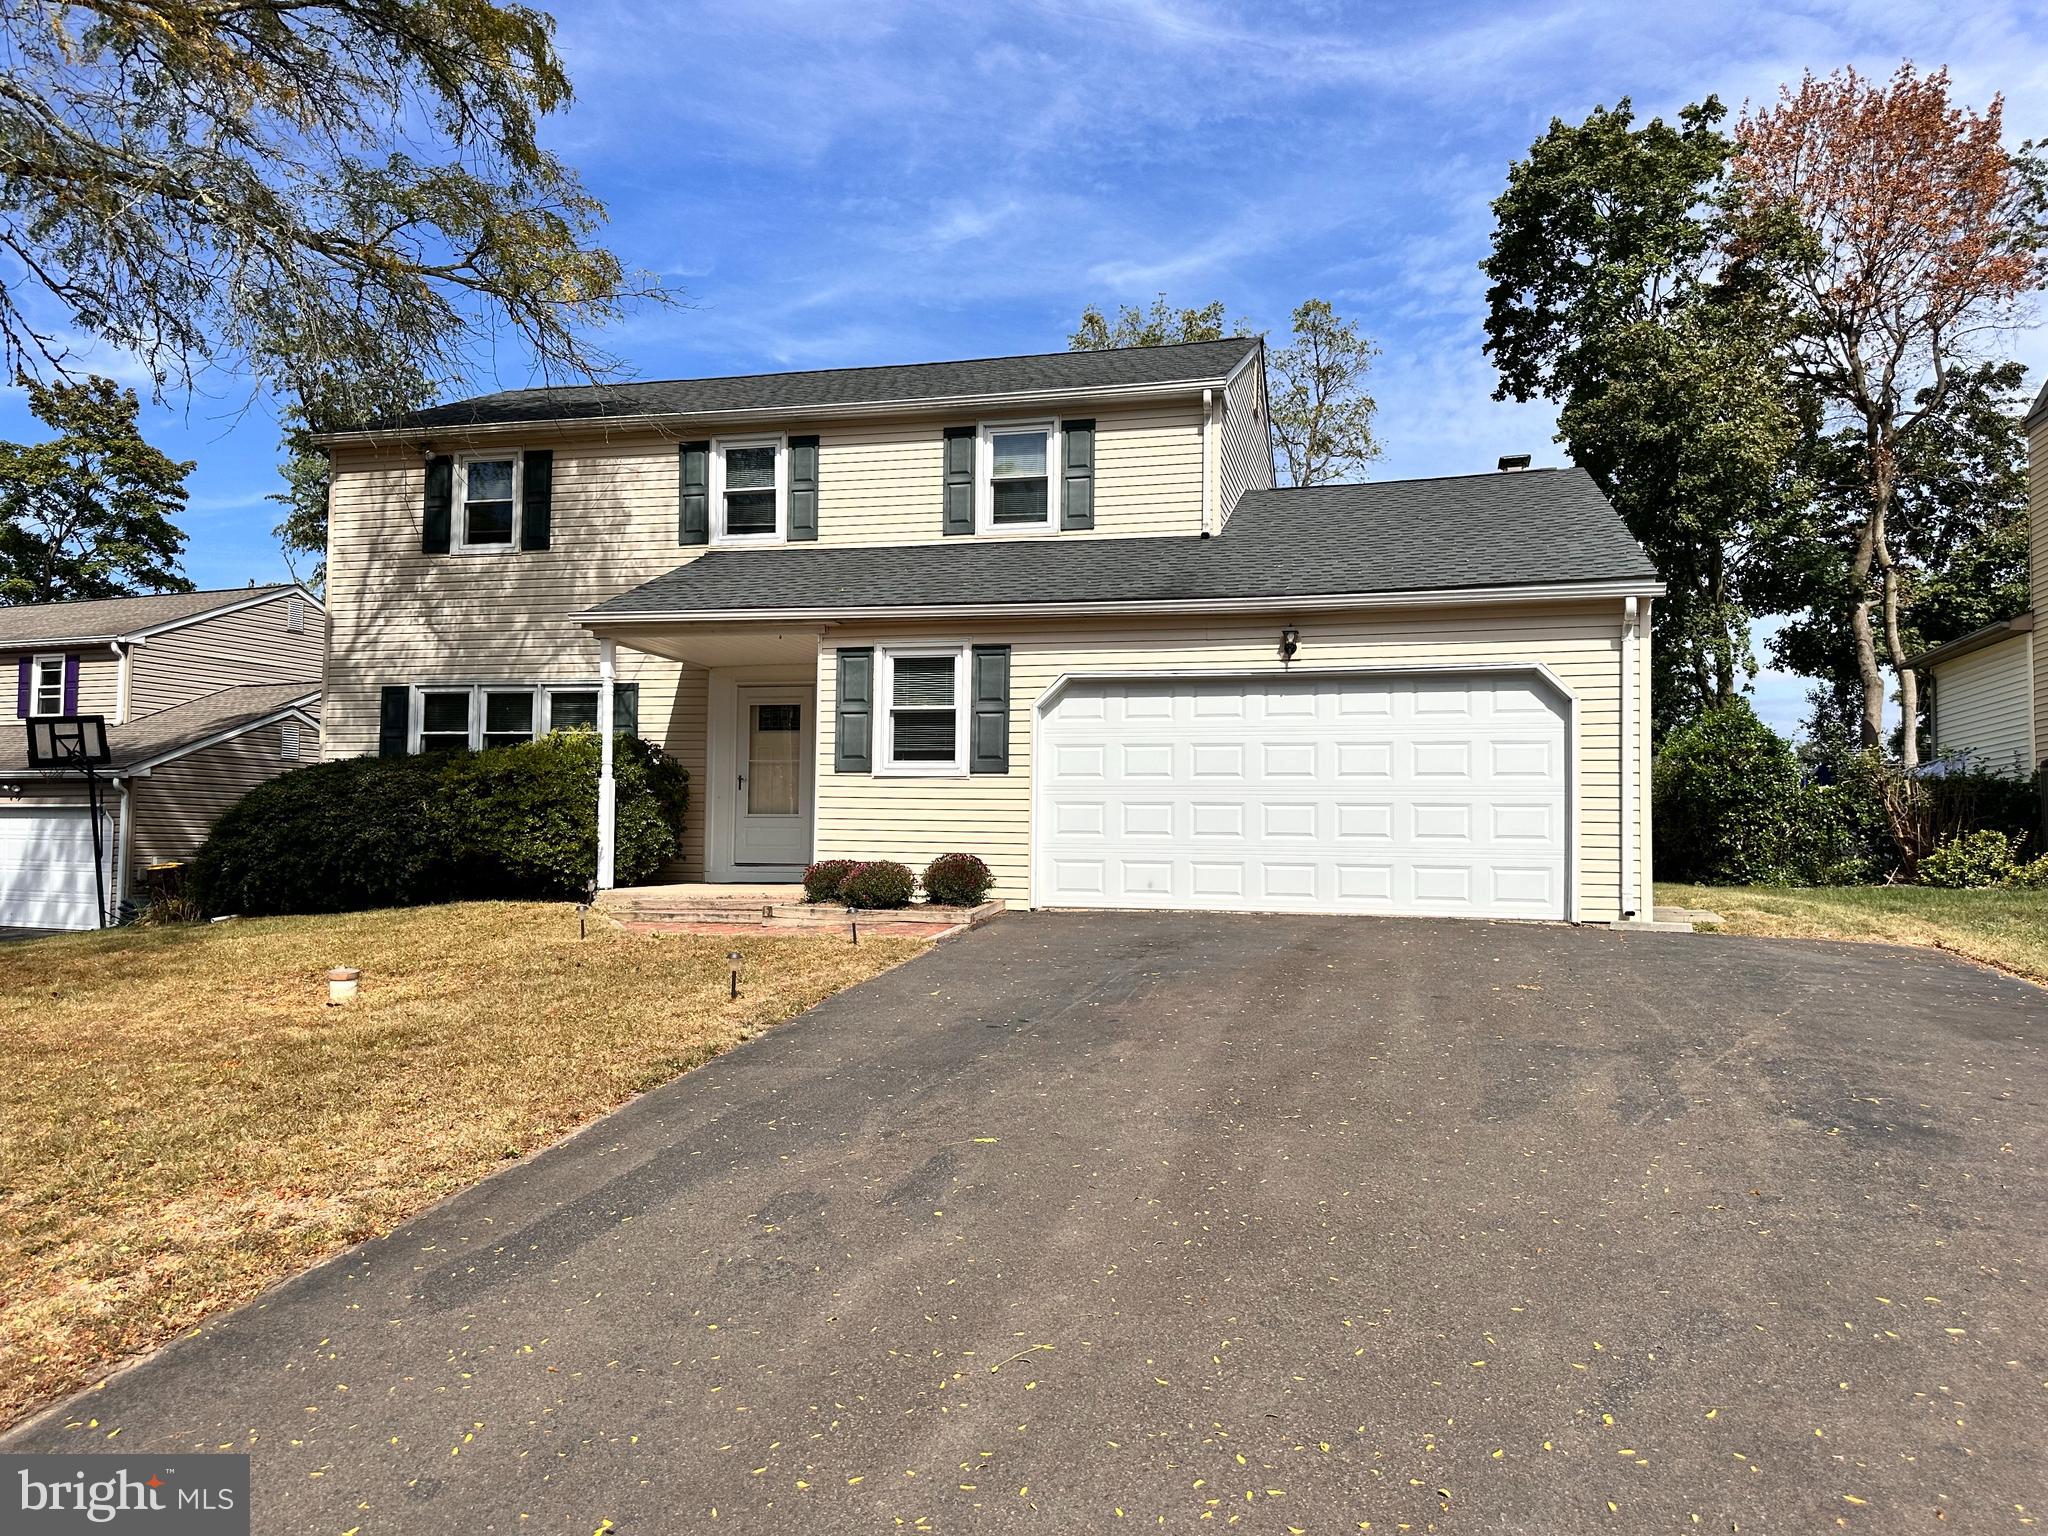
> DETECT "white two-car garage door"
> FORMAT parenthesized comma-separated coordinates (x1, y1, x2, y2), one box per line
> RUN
(0, 807, 111, 930)
(1037, 671, 1570, 920)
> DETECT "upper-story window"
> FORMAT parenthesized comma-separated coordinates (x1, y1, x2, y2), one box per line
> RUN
(979, 421, 1054, 533)
(713, 436, 785, 543)
(29, 654, 65, 717)
(457, 453, 519, 553)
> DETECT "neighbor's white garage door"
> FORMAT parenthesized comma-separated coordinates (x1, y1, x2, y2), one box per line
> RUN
(1036, 671, 1569, 920)
(0, 807, 110, 930)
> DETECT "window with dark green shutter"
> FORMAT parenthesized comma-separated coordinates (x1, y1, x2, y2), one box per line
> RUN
(521, 449, 553, 550)
(941, 427, 975, 536)
(679, 441, 710, 545)
(835, 648, 873, 771)
(787, 435, 819, 541)
(1060, 418, 1094, 530)
(970, 646, 1010, 773)
(422, 456, 453, 553)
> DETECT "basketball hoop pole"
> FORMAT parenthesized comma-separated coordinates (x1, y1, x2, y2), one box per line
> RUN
(81, 754, 108, 929)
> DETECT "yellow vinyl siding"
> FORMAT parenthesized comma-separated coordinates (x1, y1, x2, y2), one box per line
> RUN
(127, 594, 325, 717)
(128, 723, 305, 872)
(1930, 634, 2034, 776)
(1217, 350, 1272, 522)
(322, 443, 710, 879)
(2031, 414, 2048, 769)
(812, 601, 1637, 922)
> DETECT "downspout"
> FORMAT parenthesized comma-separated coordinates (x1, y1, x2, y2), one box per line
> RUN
(113, 640, 130, 724)
(596, 638, 617, 891)
(1620, 598, 1638, 921)
(114, 778, 132, 913)
(1201, 388, 1215, 536)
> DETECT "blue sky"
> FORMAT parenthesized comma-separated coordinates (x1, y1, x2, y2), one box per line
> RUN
(6, 0, 2045, 736)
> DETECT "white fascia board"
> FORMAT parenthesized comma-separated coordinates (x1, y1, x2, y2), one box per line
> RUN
(312, 378, 1231, 448)
(573, 578, 1666, 630)
(125, 584, 324, 643)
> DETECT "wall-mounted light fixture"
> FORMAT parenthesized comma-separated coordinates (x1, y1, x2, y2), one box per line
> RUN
(1279, 627, 1300, 663)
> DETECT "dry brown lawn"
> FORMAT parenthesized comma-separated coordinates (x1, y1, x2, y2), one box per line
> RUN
(0, 902, 923, 1432)
(1658, 881, 2048, 985)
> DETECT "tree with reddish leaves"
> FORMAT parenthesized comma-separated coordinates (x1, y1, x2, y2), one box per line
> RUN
(1732, 63, 2047, 765)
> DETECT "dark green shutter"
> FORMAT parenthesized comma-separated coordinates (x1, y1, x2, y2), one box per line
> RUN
(521, 449, 553, 550)
(835, 648, 873, 772)
(615, 682, 639, 737)
(969, 646, 1010, 774)
(679, 441, 710, 545)
(942, 426, 975, 536)
(788, 435, 819, 542)
(1060, 419, 1094, 531)
(378, 685, 409, 757)
(422, 456, 453, 554)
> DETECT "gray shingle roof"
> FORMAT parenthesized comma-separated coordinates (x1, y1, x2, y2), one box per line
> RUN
(581, 468, 1657, 621)
(2028, 375, 2048, 428)
(3, 682, 318, 773)
(0, 585, 299, 648)
(385, 338, 1262, 433)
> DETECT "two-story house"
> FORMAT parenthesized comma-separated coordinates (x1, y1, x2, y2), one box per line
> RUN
(317, 339, 1661, 924)
(2, 584, 324, 928)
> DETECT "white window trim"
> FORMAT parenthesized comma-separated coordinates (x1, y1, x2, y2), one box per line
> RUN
(541, 683, 603, 733)
(710, 434, 788, 545)
(877, 646, 969, 777)
(976, 418, 1059, 536)
(454, 450, 522, 556)
(29, 653, 65, 717)
(408, 682, 612, 751)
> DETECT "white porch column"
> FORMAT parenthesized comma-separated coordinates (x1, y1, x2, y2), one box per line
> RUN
(596, 637, 617, 891)
(1619, 597, 1638, 921)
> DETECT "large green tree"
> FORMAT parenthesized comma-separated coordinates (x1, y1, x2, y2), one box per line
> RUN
(1482, 97, 1813, 738)
(1069, 294, 1381, 487)
(0, 0, 668, 567)
(0, 375, 192, 604)
(1764, 360, 2032, 747)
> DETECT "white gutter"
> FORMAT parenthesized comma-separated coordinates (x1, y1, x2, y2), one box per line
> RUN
(1620, 596, 1638, 921)
(1201, 388, 1216, 536)
(573, 577, 1668, 630)
(113, 640, 130, 724)
(313, 377, 1236, 448)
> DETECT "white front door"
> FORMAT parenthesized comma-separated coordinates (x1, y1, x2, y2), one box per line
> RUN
(1037, 671, 1570, 920)
(730, 686, 814, 871)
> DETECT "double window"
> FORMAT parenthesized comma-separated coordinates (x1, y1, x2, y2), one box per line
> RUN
(412, 684, 602, 753)
(980, 422, 1054, 531)
(713, 436, 786, 543)
(28, 654, 65, 717)
(879, 647, 967, 775)
(455, 453, 520, 553)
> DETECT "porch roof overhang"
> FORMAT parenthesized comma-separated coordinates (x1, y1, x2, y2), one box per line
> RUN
(583, 622, 822, 668)
(572, 468, 1663, 638)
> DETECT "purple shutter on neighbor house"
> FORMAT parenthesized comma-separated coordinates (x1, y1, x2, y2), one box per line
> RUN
(62, 654, 78, 713)
(14, 658, 26, 718)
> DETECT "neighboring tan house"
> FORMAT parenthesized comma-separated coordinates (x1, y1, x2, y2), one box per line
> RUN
(316, 339, 1663, 924)
(0, 585, 324, 927)
(1909, 377, 2047, 778)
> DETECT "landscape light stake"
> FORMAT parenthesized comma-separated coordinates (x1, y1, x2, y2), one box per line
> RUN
(728, 950, 742, 1000)
(850, 917, 858, 946)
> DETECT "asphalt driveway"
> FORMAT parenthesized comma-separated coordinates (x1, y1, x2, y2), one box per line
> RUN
(9, 913, 2045, 1532)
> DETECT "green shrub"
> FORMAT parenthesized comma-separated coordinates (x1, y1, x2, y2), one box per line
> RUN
(923, 853, 994, 906)
(1653, 700, 1807, 884)
(1918, 829, 2021, 889)
(192, 732, 687, 916)
(837, 860, 914, 909)
(2009, 854, 2048, 890)
(802, 860, 858, 903)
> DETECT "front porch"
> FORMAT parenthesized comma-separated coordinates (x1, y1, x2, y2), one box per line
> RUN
(597, 882, 1005, 939)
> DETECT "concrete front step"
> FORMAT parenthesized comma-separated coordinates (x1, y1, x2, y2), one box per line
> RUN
(598, 890, 1005, 939)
